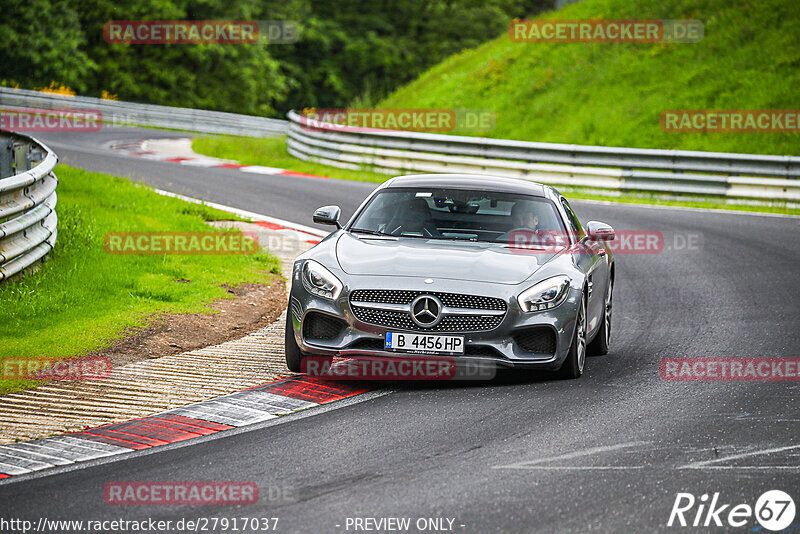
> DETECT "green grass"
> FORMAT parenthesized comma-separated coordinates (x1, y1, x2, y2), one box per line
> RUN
(192, 134, 800, 216)
(379, 0, 800, 156)
(192, 134, 390, 183)
(0, 165, 281, 394)
(563, 188, 800, 215)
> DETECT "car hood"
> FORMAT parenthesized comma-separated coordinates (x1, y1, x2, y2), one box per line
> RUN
(335, 233, 558, 285)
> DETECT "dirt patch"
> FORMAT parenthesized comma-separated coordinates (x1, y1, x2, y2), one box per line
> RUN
(87, 277, 286, 368)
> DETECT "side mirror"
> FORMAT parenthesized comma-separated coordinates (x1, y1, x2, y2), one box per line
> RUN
(313, 205, 342, 228)
(585, 221, 615, 241)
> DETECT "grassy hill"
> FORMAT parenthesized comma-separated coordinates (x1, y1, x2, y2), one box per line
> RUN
(377, 0, 800, 155)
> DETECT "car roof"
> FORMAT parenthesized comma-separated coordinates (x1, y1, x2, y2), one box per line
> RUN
(383, 174, 550, 197)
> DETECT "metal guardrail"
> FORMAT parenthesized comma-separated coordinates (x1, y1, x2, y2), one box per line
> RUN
(2, 87, 797, 203)
(286, 110, 800, 203)
(0, 132, 58, 281)
(0, 87, 288, 137)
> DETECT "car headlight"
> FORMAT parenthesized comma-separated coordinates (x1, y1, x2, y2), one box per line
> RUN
(302, 260, 343, 300)
(518, 275, 571, 312)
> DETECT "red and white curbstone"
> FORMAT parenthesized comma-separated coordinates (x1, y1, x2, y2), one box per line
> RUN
(0, 376, 371, 478)
(108, 138, 328, 179)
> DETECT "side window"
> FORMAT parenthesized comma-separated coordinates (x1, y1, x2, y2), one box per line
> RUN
(560, 198, 584, 241)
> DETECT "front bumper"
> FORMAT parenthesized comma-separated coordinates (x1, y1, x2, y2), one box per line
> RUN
(289, 264, 582, 371)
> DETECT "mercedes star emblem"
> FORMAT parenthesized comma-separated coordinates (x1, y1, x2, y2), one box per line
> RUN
(411, 295, 443, 327)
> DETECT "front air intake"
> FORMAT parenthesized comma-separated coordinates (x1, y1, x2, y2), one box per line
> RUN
(302, 312, 347, 341)
(513, 327, 557, 355)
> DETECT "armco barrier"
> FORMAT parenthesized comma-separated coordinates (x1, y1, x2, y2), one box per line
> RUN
(0, 132, 58, 281)
(286, 110, 800, 203)
(0, 87, 287, 137)
(2, 86, 797, 203)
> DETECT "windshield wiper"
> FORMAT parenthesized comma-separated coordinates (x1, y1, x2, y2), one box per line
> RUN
(351, 228, 479, 241)
(434, 235, 479, 242)
(350, 228, 393, 237)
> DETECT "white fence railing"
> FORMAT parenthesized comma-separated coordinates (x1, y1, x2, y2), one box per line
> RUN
(0, 87, 287, 137)
(0, 132, 58, 281)
(2, 86, 797, 209)
(286, 110, 800, 203)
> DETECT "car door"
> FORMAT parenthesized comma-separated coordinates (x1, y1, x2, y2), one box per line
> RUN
(560, 197, 609, 339)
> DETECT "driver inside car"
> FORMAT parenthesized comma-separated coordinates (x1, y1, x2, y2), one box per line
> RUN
(498, 200, 543, 244)
(511, 200, 540, 231)
(384, 196, 441, 237)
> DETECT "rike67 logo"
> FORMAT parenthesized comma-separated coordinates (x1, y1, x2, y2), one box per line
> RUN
(668, 490, 796, 531)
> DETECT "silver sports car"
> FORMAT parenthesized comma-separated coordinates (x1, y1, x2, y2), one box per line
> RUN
(286, 174, 615, 379)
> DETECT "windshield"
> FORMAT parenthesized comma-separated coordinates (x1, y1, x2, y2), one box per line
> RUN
(349, 188, 566, 243)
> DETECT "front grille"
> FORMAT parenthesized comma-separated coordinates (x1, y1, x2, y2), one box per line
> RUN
(514, 327, 557, 355)
(464, 345, 505, 358)
(350, 289, 506, 333)
(350, 290, 506, 310)
(351, 307, 503, 332)
(303, 312, 346, 341)
(347, 338, 385, 351)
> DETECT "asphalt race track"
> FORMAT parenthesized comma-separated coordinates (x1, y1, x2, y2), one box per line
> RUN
(34, 127, 372, 229)
(2, 127, 799, 532)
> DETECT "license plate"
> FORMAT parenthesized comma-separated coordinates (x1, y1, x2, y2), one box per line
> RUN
(385, 332, 464, 354)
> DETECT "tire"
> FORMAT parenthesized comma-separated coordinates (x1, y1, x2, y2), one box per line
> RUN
(557, 294, 587, 380)
(284, 311, 303, 372)
(587, 277, 612, 356)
